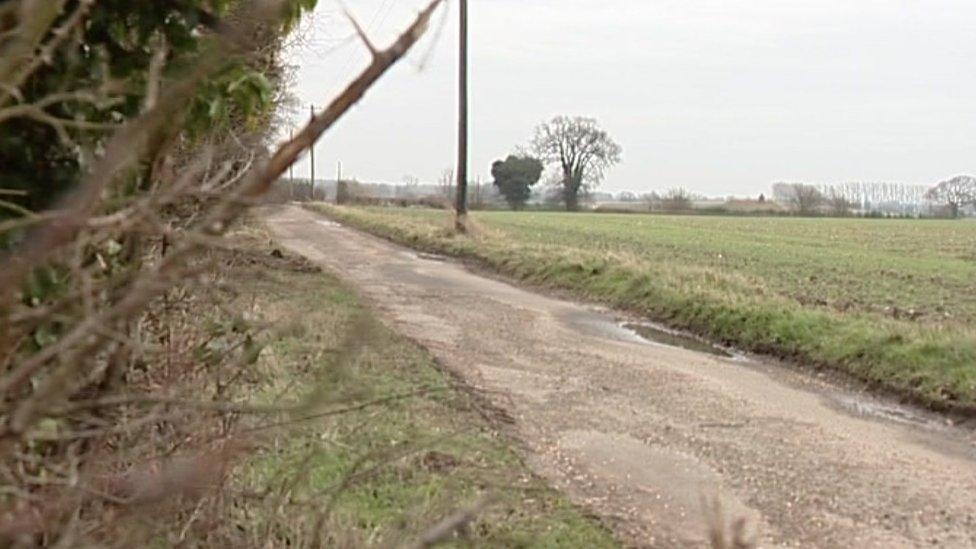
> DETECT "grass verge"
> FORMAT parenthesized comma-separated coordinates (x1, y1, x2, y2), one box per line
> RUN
(216, 222, 616, 547)
(308, 204, 976, 413)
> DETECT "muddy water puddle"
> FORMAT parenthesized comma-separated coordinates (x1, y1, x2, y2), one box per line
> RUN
(833, 395, 938, 428)
(616, 319, 960, 435)
(415, 252, 447, 262)
(622, 322, 733, 358)
(402, 250, 448, 262)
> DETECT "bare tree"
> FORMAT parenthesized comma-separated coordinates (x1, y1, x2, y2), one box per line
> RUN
(660, 187, 693, 212)
(813, 181, 930, 216)
(776, 183, 825, 215)
(771, 182, 794, 204)
(642, 191, 662, 211)
(819, 187, 853, 216)
(531, 116, 621, 211)
(826, 194, 853, 216)
(926, 175, 976, 218)
(439, 168, 455, 200)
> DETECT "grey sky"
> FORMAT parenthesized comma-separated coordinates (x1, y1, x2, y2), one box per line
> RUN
(284, 0, 976, 196)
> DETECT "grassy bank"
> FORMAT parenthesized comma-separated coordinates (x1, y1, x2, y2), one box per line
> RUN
(219, 223, 616, 546)
(310, 205, 976, 412)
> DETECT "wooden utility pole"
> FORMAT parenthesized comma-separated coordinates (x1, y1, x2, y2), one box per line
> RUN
(454, 0, 468, 231)
(335, 160, 344, 204)
(288, 129, 295, 200)
(309, 104, 316, 200)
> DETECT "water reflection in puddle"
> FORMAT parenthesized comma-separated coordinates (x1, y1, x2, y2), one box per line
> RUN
(622, 322, 733, 358)
(401, 251, 448, 262)
(834, 396, 935, 427)
(622, 321, 947, 431)
(416, 252, 447, 262)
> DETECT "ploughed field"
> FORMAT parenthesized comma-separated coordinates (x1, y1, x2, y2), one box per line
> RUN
(314, 205, 976, 410)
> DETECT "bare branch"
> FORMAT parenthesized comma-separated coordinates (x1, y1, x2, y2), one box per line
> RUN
(255, 0, 445, 195)
(0, 0, 94, 106)
(412, 497, 496, 548)
(0, 90, 124, 125)
(143, 33, 169, 113)
(0, 0, 447, 439)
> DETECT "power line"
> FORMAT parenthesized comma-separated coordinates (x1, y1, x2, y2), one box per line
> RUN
(370, 0, 396, 34)
(328, 0, 396, 92)
(367, 0, 395, 31)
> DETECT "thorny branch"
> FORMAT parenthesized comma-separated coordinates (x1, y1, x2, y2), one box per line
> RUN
(0, 0, 449, 544)
(0, 0, 94, 107)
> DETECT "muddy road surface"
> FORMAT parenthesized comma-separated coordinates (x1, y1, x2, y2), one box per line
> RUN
(264, 205, 976, 548)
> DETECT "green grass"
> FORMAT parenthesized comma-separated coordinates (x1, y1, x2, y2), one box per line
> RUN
(222, 228, 616, 547)
(311, 205, 976, 411)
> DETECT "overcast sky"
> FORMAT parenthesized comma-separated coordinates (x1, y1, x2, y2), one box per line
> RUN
(283, 0, 976, 196)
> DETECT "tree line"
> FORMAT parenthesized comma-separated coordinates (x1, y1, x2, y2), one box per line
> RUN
(773, 177, 976, 217)
(486, 118, 975, 219)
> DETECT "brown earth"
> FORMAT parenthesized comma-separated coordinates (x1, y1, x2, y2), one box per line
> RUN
(263, 205, 976, 548)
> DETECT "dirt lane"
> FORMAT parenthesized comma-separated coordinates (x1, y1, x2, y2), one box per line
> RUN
(264, 205, 976, 548)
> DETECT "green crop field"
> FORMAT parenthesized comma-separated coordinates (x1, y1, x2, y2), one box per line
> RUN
(312, 205, 976, 411)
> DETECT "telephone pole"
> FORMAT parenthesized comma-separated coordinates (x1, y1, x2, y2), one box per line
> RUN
(288, 129, 295, 200)
(309, 105, 316, 200)
(454, 0, 468, 231)
(335, 160, 346, 204)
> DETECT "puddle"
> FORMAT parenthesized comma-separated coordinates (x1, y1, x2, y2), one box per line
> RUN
(316, 220, 342, 228)
(621, 321, 952, 433)
(413, 252, 447, 262)
(834, 396, 935, 428)
(623, 322, 733, 358)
